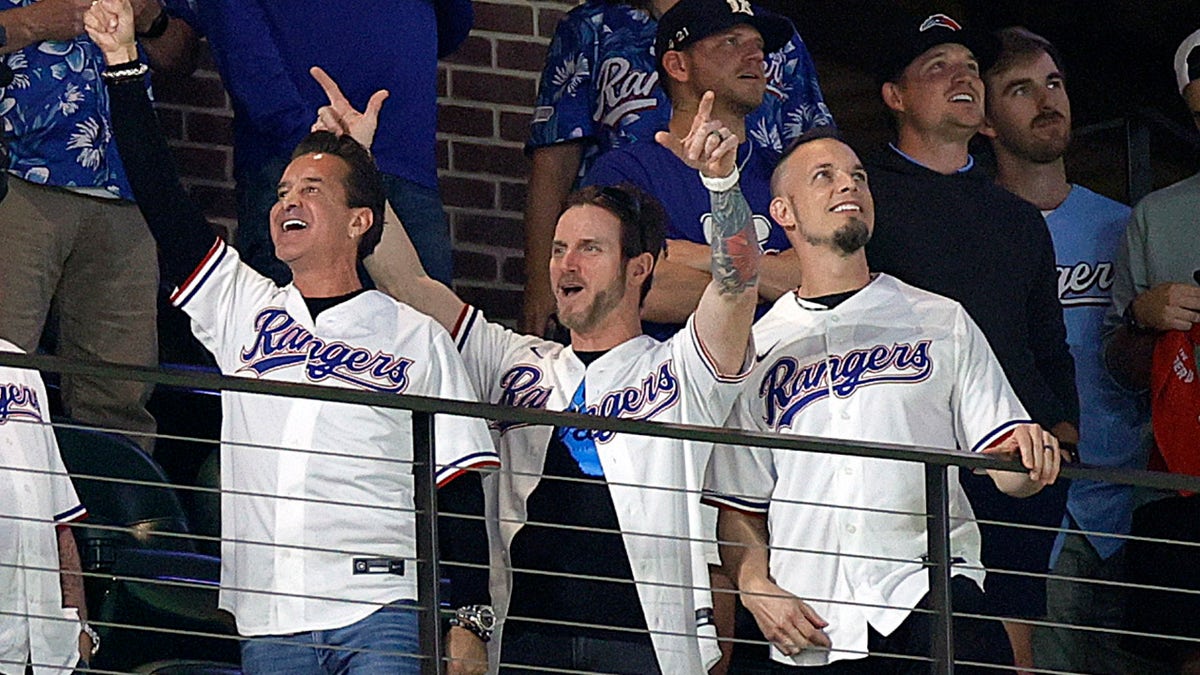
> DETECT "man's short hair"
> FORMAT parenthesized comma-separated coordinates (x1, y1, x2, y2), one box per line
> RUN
(987, 27, 1067, 83)
(291, 131, 386, 261)
(770, 125, 844, 196)
(564, 183, 667, 304)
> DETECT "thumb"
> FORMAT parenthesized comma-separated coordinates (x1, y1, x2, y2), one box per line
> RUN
(365, 89, 390, 117)
(655, 130, 683, 156)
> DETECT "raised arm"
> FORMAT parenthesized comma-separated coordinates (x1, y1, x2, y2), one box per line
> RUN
(655, 91, 760, 376)
(84, 0, 215, 286)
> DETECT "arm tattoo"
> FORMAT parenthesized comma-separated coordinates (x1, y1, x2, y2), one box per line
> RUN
(709, 185, 762, 295)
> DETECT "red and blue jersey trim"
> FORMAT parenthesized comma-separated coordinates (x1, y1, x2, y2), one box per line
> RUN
(435, 451, 501, 488)
(170, 237, 227, 310)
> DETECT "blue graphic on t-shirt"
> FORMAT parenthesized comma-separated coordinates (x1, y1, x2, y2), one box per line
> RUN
(558, 379, 604, 476)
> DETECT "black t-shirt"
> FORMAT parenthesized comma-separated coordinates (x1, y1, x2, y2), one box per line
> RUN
(506, 350, 648, 637)
(303, 288, 366, 318)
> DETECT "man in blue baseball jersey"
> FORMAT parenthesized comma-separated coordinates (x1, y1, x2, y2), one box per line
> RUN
(582, 0, 806, 340)
(521, 0, 832, 336)
(981, 27, 1153, 674)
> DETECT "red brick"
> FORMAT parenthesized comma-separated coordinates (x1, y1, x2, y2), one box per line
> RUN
(186, 112, 234, 146)
(451, 70, 536, 107)
(473, 2, 533, 34)
(154, 106, 184, 140)
(456, 214, 524, 250)
(169, 146, 230, 182)
(438, 104, 494, 138)
(499, 110, 533, 143)
(195, 40, 217, 73)
(441, 176, 496, 210)
(453, 249, 499, 282)
(455, 286, 522, 323)
(497, 39, 548, 72)
(437, 139, 450, 170)
(452, 142, 528, 178)
(538, 8, 568, 38)
(443, 35, 493, 67)
(152, 74, 228, 109)
(502, 256, 527, 285)
(499, 181, 527, 212)
(187, 184, 238, 221)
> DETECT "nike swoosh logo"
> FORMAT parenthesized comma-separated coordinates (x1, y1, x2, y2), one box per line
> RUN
(754, 342, 780, 364)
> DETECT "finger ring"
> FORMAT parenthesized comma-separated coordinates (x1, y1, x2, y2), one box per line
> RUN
(1043, 444, 1054, 451)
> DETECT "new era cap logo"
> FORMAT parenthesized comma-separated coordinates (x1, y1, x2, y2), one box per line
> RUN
(919, 14, 962, 32)
(726, 0, 753, 14)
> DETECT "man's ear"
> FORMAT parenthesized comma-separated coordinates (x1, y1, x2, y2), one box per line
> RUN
(978, 115, 998, 139)
(628, 251, 655, 286)
(769, 196, 794, 231)
(881, 81, 905, 115)
(661, 50, 689, 84)
(349, 207, 374, 239)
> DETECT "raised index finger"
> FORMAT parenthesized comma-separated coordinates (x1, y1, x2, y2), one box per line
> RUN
(310, 66, 349, 108)
(691, 90, 715, 136)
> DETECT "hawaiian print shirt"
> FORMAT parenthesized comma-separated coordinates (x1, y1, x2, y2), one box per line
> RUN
(0, 0, 195, 200)
(528, 1, 833, 178)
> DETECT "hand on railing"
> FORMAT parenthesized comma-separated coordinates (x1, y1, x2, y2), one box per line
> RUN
(980, 423, 1064, 497)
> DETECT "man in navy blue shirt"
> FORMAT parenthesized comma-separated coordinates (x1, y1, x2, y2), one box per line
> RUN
(196, 0, 471, 286)
(583, 0, 805, 340)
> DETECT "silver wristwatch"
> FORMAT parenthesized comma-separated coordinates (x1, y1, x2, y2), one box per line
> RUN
(81, 620, 101, 657)
(449, 604, 495, 643)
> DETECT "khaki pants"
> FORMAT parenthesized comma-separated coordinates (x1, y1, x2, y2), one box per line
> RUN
(0, 177, 157, 451)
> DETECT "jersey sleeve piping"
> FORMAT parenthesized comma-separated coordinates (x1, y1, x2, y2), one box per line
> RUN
(54, 503, 87, 524)
(690, 320, 753, 384)
(436, 451, 502, 488)
(170, 237, 228, 309)
(701, 490, 770, 514)
(971, 418, 1033, 453)
(451, 305, 480, 352)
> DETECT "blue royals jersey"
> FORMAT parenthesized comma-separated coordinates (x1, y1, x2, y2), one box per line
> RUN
(1047, 185, 1148, 560)
(583, 139, 788, 338)
(528, 1, 833, 179)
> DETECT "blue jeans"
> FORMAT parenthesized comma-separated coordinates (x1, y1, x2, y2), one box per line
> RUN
(235, 158, 453, 286)
(239, 600, 421, 675)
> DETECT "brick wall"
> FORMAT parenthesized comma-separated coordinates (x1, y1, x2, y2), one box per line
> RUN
(153, 0, 573, 325)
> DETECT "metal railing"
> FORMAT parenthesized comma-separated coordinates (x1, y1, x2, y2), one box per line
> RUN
(2, 351, 1198, 675)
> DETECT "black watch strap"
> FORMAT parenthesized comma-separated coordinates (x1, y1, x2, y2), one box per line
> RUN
(1123, 302, 1155, 334)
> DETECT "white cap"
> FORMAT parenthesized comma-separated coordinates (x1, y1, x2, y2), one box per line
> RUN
(1175, 28, 1200, 94)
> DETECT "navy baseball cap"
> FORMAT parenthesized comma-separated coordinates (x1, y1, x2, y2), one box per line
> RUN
(655, 0, 793, 67)
(874, 13, 997, 85)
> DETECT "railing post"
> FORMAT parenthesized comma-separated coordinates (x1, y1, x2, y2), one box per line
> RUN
(925, 464, 954, 674)
(413, 411, 442, 675)
(1126, 115, 1153, 205)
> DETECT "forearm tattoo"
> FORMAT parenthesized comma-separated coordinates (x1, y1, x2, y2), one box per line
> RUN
(709, 185, 762, 295)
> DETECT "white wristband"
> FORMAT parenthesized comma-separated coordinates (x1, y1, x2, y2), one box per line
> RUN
(699, 166, 740, 193)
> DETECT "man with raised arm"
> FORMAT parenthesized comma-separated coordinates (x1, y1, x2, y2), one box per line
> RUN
(84, 2, 498, 673)
(703, 129, 1063, 673)
(342, 76, 762, 673)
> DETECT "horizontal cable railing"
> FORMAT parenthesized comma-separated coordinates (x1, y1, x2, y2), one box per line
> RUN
(1, 351, 1195, 674)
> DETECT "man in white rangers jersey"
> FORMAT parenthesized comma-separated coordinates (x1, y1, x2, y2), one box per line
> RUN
(360, 93, 762, 671)
(87, 2, 498, 672)
(0, 339, 93, 673)
(702, 129, 1064, 673)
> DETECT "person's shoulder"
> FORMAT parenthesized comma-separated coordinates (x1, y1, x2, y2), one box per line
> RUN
(878, 273, 963, 310)
(1134, 171, 1200, 214)
(562, 1, 649, 28)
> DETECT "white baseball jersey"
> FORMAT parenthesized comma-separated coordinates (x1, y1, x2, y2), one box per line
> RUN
(703, 275, 1030, 666)
(450, 305, 750, 673)
(0, 340, 87, 675)
(173, 240, 498, 636)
